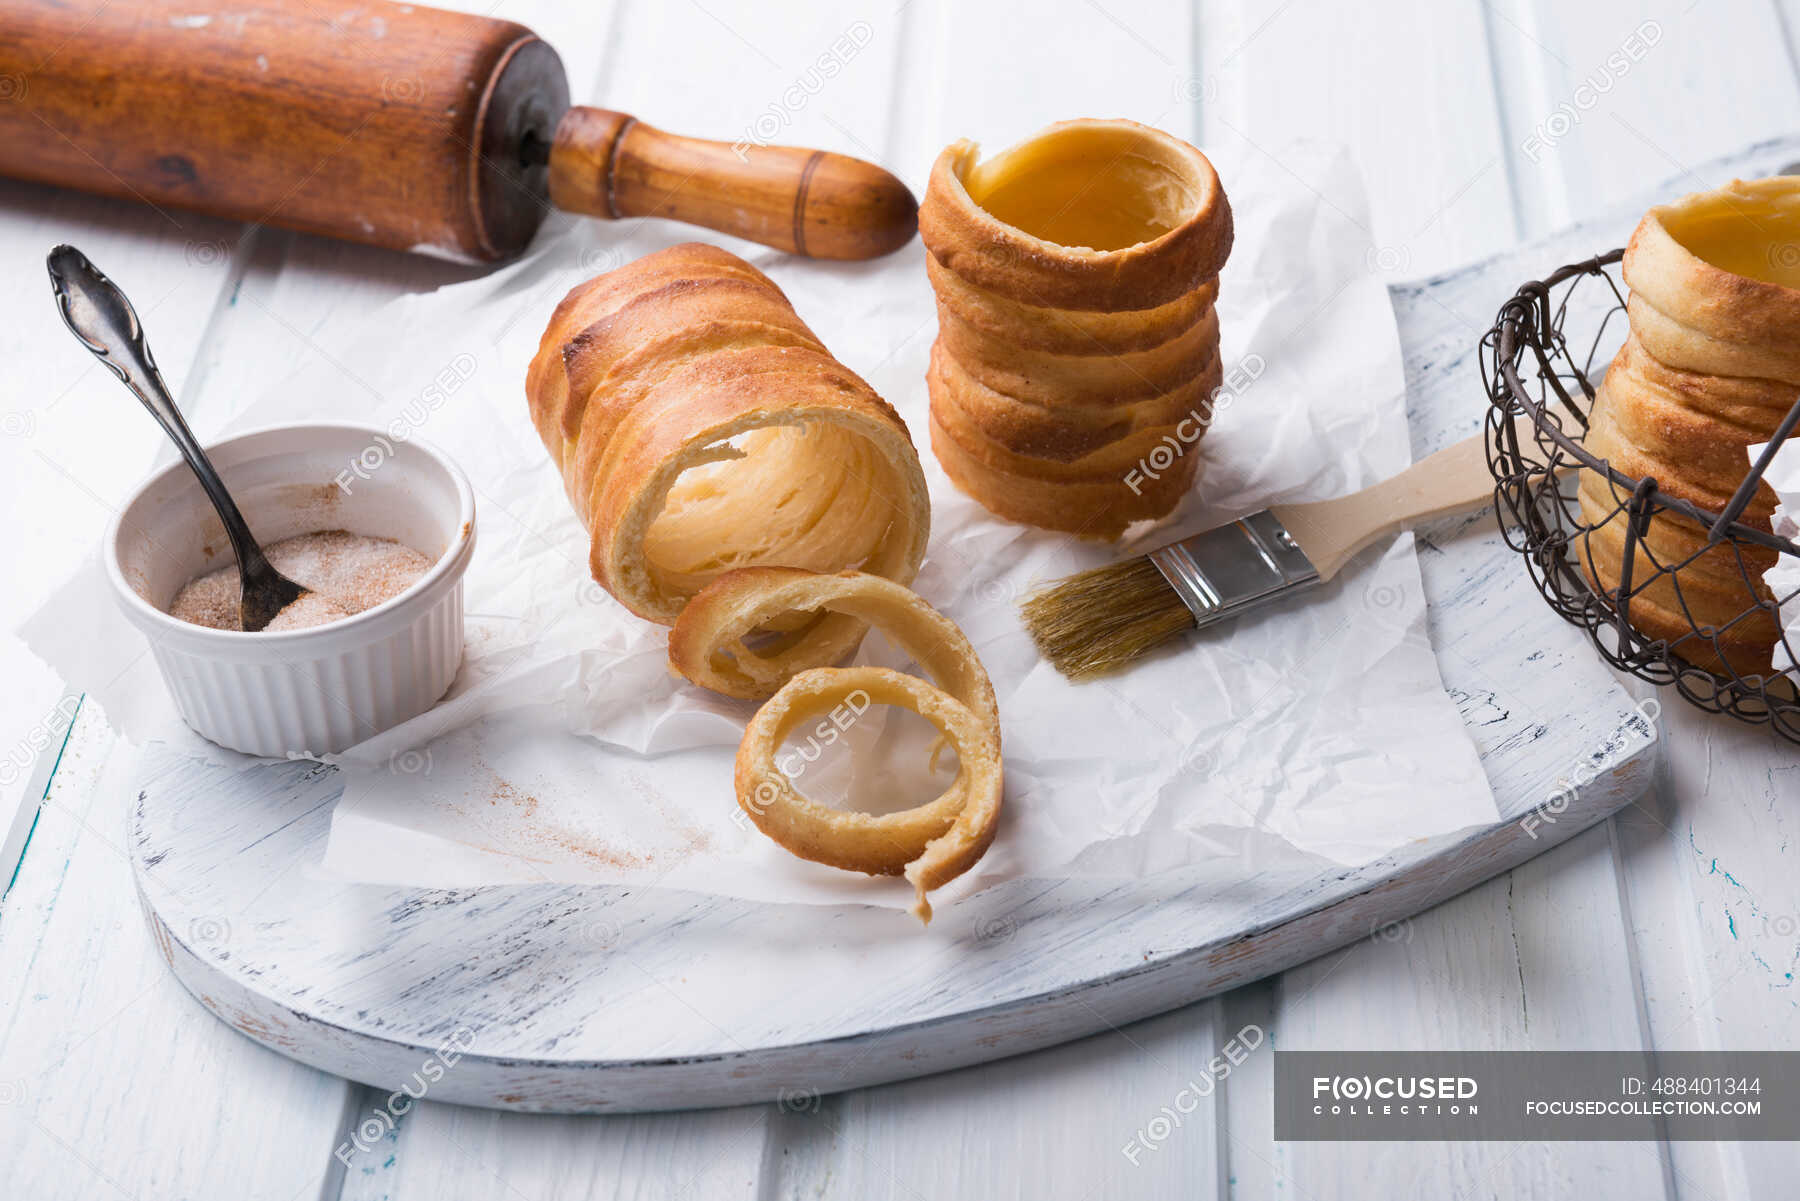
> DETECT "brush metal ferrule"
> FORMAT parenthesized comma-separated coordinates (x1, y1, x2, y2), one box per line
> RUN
(1147, 510, 1321, 630)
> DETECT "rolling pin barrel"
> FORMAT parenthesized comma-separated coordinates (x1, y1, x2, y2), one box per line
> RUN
(0, 0, 567, 261)
(0, 0, 916, 262)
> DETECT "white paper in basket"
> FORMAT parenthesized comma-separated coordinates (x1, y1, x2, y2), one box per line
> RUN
(22, 141, 1499, 910)
(1752, 440, 1800, 673)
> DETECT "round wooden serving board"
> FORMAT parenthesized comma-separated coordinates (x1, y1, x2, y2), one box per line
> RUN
(129, 251, 1659, 1113)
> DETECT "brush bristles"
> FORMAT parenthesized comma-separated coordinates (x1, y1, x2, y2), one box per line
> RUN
(1020, 556, 1196, 680)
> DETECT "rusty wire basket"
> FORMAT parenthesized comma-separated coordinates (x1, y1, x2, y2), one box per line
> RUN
(1482, 249, 1800, 743)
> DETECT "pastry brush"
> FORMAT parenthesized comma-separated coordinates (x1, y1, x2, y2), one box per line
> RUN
(1022, 427, 1508, 678)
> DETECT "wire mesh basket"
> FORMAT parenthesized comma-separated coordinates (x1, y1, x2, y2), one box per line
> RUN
(1482, 249, 1800, 743)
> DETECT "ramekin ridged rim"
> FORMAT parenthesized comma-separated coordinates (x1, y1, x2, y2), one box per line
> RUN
(103, 421, 476, 653)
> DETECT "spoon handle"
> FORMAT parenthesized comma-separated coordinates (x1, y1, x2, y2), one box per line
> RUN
(45, 244, 273, 580)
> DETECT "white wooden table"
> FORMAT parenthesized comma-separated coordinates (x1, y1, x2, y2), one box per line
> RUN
(2, 0, 1796, 1196)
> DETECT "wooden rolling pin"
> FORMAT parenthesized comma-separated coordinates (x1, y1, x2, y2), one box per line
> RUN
(0, 0, 917, 262)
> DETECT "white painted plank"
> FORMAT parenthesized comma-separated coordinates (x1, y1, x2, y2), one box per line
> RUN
(0, 708, 355, 1197)
(1617, 690, 1800, 1200)
(340, 1098, 770, 1201)
(598, 0, 907, 161)
(1199, 0, 1519, 277)
(1487, 0, 1800, 239)
(1218, 980, 1280, 1198)
(772, 1000, 1232, 1201)
(1259, 829, 1666, 1199)
(1609, 681, 1744, 1201)
(913, 0, 1202, 151)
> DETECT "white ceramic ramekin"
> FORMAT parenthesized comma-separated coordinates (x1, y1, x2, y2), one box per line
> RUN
(105, 422, 475, 757)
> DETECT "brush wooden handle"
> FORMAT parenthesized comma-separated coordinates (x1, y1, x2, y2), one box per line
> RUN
(1271, 427, 1502, 581)
(548, 108, 917, 261)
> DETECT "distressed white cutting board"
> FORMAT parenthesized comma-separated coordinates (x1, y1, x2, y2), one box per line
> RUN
(125, 188, 1705, 1112)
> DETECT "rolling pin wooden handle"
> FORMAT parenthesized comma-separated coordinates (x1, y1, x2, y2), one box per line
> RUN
(546, 106, 918, 261)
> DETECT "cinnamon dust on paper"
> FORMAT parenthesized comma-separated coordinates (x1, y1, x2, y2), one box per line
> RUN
(461, 757, 714, 873)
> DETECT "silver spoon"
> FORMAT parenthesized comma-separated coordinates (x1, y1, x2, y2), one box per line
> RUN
(47, 244, 308, 632)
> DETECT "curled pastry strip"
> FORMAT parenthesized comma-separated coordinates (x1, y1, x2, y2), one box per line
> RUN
(670, 566, 996, 707)
(672, 568, 1003, 922)
(736, 666, 1002, 922)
